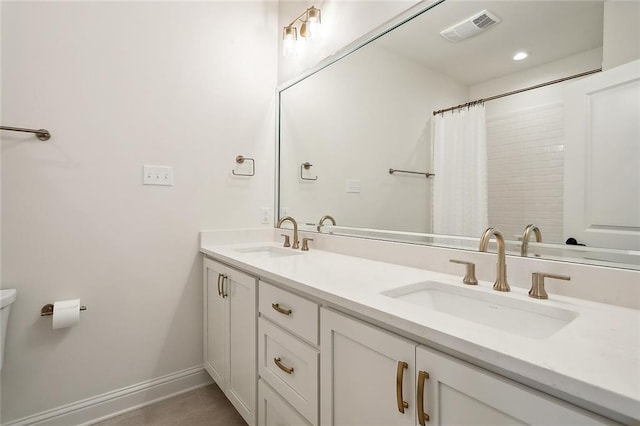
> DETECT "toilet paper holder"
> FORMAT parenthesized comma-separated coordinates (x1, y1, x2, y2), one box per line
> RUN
(40, 303, 87, 316)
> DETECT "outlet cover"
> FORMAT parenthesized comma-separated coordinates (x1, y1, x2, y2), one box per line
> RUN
(143, 165, 174, 186)
(261, 208, 270, 224)
(346, 179, 361, 193)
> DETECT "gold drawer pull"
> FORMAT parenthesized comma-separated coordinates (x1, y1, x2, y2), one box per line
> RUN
(272, 303, 292, 316)
(274, 357, 294, 374)
(417, 370, 430, 425)
(220, 274, 228, 299)
(396, 361, 409, 413)
(216, 273, 223, 297)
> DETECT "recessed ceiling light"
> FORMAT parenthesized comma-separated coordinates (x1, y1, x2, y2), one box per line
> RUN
(513, 51, 529, 61)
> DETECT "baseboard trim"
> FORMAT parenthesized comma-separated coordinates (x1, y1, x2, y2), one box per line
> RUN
(4, 366, 214, 426)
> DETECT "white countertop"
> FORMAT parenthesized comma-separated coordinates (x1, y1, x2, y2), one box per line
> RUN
(201, 237, 640, 422)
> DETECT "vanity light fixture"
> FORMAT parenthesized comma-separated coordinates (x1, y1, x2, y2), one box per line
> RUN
(513, 51, 529, 61)
(282, 6, 322, 56)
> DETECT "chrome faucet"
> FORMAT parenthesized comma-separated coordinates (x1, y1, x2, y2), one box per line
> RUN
(317, 214, 336, 232)
(521, 224, 542, 257)
(277, 216, 299, 249)
(479, 228, 510, 292)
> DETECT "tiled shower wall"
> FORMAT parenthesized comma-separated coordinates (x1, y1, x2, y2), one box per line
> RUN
(486, 103, 565, 243)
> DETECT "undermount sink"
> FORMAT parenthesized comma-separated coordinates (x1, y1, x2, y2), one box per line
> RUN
(233, 245, 303, 258)
(381, 281, 578, 339)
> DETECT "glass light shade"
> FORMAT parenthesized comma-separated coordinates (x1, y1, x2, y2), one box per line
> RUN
(306, 7, 322, 40)
(307, 20, 322, 40)
(282, 26, 297, 57)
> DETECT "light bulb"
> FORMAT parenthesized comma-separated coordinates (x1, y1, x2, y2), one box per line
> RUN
(282, 26, 297, 57)
(296, 36, 307, 54)
(513, 51, 528, 61)
(308, 19, 322, 40)
(283, 37, 295, 57)
(306, 7, 322, 40)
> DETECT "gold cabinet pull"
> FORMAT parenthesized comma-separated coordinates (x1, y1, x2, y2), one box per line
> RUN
(396, 361, 409, 413)
(274, 357, 294, 374)
(417, 370, 430, 425)
(220, 275, 228, 299)
(216, 273, 223, 297)
(272, 303, 292, 316)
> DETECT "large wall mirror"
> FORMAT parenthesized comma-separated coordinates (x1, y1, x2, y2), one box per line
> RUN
(278, 0, 640, 270)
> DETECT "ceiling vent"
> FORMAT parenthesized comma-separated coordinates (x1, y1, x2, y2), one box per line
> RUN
(440, 10, 500, 42)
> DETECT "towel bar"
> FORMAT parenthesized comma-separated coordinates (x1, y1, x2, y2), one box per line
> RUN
(1, 126, 51, 141)
(389, 168, 434, 178)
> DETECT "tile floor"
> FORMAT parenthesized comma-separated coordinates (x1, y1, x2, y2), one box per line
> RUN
(92, 384, 247, 426)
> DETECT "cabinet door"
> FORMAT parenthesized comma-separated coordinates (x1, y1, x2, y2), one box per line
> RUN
(203, 258, 257, 426)
(415, 345, 610, 425)
(203, 258, 228, 387)
(321, 308, 416, 426)
(227, 267, 257, 424)
(258, 379, 312, 426)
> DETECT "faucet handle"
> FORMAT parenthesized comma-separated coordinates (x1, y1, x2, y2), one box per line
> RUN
(449, 259, 478, 285)
(280, 234, 291, 248)
(529, 272, 570, 299)
(301, 238, 314, 251)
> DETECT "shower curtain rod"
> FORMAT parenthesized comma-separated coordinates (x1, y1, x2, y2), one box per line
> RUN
(432, 67, 602, 116)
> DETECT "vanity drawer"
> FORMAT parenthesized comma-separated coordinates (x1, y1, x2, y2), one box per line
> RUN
(258, 379, 312, 426)
(258, 317, 319, 425)
(259, 281, 319, 345)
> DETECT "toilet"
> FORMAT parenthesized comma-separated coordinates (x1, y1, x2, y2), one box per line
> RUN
(0, 289, 17, 371)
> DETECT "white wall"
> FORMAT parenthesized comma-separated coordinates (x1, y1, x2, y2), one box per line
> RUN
(602, 0, 640, 70)
(1, 1, 276, 422)
(280, 44, 468, 232)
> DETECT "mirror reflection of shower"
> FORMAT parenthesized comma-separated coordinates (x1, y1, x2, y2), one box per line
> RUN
(432, 103, 487, 238)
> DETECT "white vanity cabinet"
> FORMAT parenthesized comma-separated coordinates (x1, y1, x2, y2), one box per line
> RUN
(199, 242, 631, 425)
(320, 307, 417, 426)
(203, 257, 257, 426)
(415, 345, 610, 425)
(258, 281, 320, 426)
(321, 308, 611, 426)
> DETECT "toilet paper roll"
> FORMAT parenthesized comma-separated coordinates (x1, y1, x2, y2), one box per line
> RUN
(52, 299, 81, 329)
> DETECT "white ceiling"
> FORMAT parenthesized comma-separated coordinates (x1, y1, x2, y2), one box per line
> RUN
(375, 0, 604, 86)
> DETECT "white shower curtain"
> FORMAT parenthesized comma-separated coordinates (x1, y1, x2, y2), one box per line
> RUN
(432, 105, 488, 237)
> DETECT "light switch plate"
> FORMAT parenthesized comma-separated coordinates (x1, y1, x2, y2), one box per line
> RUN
(143, 165, 174, 186)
